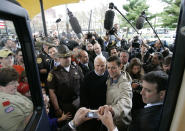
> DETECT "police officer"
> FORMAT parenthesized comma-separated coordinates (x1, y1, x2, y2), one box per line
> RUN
(0, 67, 33, 131)
(47, 44, 84, 118)
(36, 40, 56, 89)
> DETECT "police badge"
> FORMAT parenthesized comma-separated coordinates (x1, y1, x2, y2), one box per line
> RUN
(47, 73, 53, 82)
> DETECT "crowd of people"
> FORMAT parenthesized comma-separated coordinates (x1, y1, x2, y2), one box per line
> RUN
(0, 23, 173, 131)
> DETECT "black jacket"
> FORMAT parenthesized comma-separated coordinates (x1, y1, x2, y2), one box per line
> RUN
(78, 62, 93, 77)
(129, 105, 163, 131)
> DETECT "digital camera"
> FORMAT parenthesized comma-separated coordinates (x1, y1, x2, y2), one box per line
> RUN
(86, 111, 98, 118)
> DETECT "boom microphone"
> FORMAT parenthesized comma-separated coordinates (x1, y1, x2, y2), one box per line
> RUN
(105, 2, 139, 34)
(56, 18, 61, 23)
(136, 11, 165, 50)
(104, 9, 115, 30)
(136, 16, 145, 30)
(67, 8, 82, 39)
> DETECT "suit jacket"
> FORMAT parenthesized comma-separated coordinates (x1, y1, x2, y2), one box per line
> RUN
(78, 62, 93, 76)
(102, 51, 109, 59)
(129, 105, 163, 131)
(60, 124, 72, 131)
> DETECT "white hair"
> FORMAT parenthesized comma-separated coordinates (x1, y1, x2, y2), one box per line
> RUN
(94, 55, 106, 65)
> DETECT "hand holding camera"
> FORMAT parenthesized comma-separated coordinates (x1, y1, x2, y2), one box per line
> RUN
(86, 110, 99, 118)
(98, 105, 116, 131)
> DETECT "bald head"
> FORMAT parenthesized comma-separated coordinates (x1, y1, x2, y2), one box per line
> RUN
(79, 50, 89, 64)
(94, 55, 106, 65)
(94, 55, 106, 76)
(93, 43, 102, 55)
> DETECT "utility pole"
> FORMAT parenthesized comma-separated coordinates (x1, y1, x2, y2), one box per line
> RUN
(39, 0, 48, 37)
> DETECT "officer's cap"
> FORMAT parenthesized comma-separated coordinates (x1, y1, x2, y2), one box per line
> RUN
(0, 48, 13, 58)
(55, 44, 71, 58)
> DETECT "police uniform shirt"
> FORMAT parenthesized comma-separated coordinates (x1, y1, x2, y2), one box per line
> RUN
(0, 92, 33, 131)
(37, 51, 55, 86)
(37, 51, 54, 71)
(47, 65, 84, 114)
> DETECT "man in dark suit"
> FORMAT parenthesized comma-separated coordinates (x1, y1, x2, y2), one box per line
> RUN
(93, 42, 109, 59)
(129, 70, 168, 131)
(78, 50, 93, 76)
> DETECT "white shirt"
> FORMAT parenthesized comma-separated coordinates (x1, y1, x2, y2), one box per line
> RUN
(96, 52, 103, 57)
(109, 127, 118, 131)
(94, 70, 104, 76)
(64, 66, 70, 72)
(84, 63, 88, 67)
(144, 102, 163, 108)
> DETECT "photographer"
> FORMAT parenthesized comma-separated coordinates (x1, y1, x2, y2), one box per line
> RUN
(127, 58, 145, 114)
(84, 32, 96, 45)
(128, 36, 142, 61)
(143, 52, 164, 73)
(85, 32, 105, 51)
(106, 24, 122, 50)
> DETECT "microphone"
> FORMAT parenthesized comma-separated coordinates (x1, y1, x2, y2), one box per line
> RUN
(76, 33, 81, 39)
(136, 11, 146, 30)
(67, 8, 82, 39)
(136, 16, 145, 30)
(106, 2, 139, 34)
(104, 9, 115, 30)
(56, 18, 61, 23)
(136, 11, 165, 50)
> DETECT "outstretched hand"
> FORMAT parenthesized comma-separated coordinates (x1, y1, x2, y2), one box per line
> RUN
(58, 112, 72, 122)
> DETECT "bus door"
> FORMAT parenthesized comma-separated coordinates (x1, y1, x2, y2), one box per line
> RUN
(0, 0, 50, 130)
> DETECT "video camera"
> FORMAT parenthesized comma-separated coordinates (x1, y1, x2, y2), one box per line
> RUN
(130, 36, 142, 60)
(86, 32, 93, 39)
(132, 36, 141, 48)
(107, 27, 117, 35)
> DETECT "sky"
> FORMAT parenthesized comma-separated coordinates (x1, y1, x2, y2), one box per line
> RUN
(53, 0, 167, 15)
(48, 0, 167, 27)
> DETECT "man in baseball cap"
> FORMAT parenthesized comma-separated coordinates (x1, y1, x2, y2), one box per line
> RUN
(0, 49, 14, 67)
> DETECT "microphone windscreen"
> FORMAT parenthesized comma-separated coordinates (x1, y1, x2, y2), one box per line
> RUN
(136, 16, 145, 29)
(69, 16, 82, 34)
(104, 10, 115, 30)
(76, 33, 81, 39)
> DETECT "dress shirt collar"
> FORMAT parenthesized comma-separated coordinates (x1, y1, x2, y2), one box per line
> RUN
(94, 70, 104, 76)
(64, 66, 70, 72)
(144, 102, 163, 108)
(110, 74, 121, 85)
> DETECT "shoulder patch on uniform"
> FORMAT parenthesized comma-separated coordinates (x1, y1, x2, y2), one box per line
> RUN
(2, 101, 10, 107)
(5, 106, 14, 113)
(37, 58, 42, 64)
(47, 73, 53, 82)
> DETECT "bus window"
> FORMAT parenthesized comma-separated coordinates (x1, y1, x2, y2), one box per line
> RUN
(0, 20, 33, 131)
